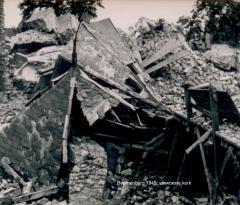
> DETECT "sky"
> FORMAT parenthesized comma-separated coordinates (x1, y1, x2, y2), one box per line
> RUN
(5, 0, 195, 31)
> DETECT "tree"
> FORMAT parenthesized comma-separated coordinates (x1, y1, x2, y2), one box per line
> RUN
(19, 0, 103, 20)
(0, 0, 3, 31)
(190, 0, 240, 46)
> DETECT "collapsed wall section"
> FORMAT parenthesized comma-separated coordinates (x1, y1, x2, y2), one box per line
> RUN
(0, 76, 71, 184)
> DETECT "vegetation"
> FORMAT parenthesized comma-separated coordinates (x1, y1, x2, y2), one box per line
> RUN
(19, 0, 103, 20)
(189, 0, 240, 46)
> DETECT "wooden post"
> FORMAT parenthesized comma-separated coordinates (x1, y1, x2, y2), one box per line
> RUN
(177, 153, 186, 183)
(167, 131, 178, 172)
(209, 86, 219, 131)
(62, 77, 75, 164)
(183, 83, 193, 131)
(185, 129, 212, 155)
(196, 128, 213, 205)
(219, 146, 233, 180)
(209, 86, 219, 204)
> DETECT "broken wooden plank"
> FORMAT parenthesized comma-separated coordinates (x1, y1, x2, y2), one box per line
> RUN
(136, 112, 144, 127)
(144, 134, 166, 153)
(191, 104, 211, 118)
(229, 152, 240, 180)
(93, 133, 146, 144)
(105, 119, 134, 130)
(185, 129, 212, 155)
(145, 51, 188, 74)
(25, 86, 50, 107)
(13, 186, 59, 204)
(130, 61, 145, 75)
(189, 83, 210, 90)
(132, 144, 168, 155)
(219, 146, 233, 180)
(110, 109, 121, 123)
(183, 84, 193, 130)
(196, 128, 213, 205)
(167, 131, 178, 171)
(0, 186, 21, 199)
(144, 133, 164, 147)
(177, 153, 186, 182)
(51, 71, 69, 83)
(142, 38, 181, 68)
(129, 123, 157, 130)
(1, 157, 26, 186)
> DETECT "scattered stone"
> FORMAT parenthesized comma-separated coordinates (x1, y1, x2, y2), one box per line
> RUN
(206, 44, 240, 71)
(120, 168, 133, 177)
(10, 30, 57, 54)
(20, 8, 56, 33)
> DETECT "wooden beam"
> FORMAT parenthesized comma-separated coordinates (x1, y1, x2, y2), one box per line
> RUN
(191, 104, 211, 118)
(219, 146, 233, 180)
(209, 86, 219, 204)
(62, 77, 76, 164)
(51, 71, 69, 83)
(132, 144, 169, 155)
(229, 152, 240, 180)
(196, 128, 213, 205)
(189, 83, 210, 90)
(183, 84, 193, 130)
(110, 109, 121, 123)
(144, 133, 164, 148)
(1, 157, 26, 186)
(145, 51, 188, 74)
(142, 38, 181, 68)
(92, 133, 146, 144)
(177, 153, 186, 182)
(185, 129, 212, 155)
(25, 86, 50, 107)
(136, 112, 144, 127)
(13, 186, 59, 204)
(105, 119, 134, 130)
(167, 131, 178, 172)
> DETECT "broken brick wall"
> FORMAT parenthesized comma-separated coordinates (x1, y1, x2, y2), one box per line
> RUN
(0, 76, 70, 184)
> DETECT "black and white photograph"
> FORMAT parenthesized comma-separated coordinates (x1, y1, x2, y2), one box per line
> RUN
(0, 0, 240, 204)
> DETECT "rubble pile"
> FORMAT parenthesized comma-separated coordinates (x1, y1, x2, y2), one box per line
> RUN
(131, 18, 240, 111)
(1, 8, 240, 204)
(0, 9, 76, 130)
(68, 137, 107, 205)
(133, 17, 175, 59)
